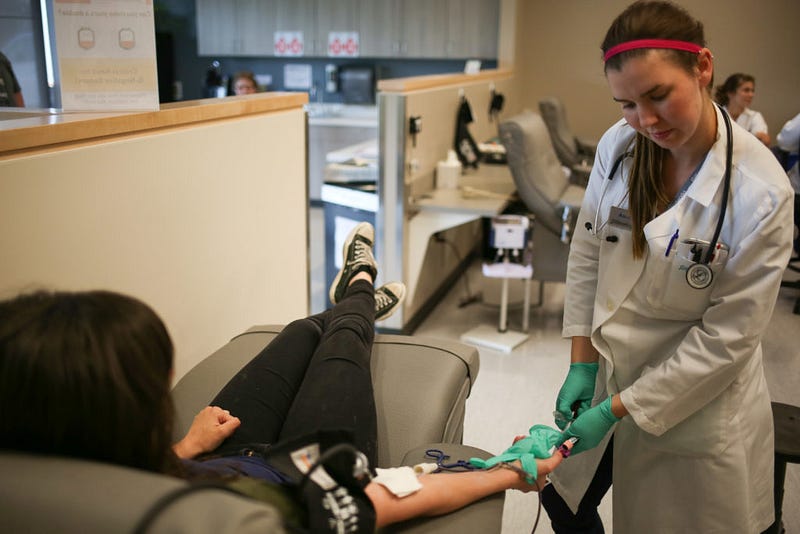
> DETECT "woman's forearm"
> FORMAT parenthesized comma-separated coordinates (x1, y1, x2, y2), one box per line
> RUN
(366, 454, 563, 528)
(366, 467, 520, 528)
(571, 336, 600, 363)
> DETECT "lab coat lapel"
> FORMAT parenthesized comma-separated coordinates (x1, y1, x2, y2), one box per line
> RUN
(592, 237, 644, 332)
(685, 105, 728, 209)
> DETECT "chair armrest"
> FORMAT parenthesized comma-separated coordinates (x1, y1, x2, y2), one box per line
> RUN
(568, 163, 592, 187)
(556, 184, 587, 243)
(576, 137, 597, 158)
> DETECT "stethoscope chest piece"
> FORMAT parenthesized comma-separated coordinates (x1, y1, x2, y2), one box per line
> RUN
(685, 262, 713, 289)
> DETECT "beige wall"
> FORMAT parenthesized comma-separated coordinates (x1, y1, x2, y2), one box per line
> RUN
(512, 0, 800, 142)
(0, 110, 309, 381)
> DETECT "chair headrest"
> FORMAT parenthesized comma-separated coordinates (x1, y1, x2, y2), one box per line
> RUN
(499, 111, 571, 236)
(539, 97, 581, 163)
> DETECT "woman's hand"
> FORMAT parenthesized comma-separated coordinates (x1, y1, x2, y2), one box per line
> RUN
(555, 362, 599, 428)
(506, 439, 572, 492)
(172, 406, 241, 459)
(563, 396, 620, 455)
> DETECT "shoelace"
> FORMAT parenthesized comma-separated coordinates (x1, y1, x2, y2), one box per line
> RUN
(375, 290, 394, 312)
(348, 239, 373, 268)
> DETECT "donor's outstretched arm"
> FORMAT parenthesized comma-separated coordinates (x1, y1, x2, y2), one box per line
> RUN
(366, 447, 568, 528)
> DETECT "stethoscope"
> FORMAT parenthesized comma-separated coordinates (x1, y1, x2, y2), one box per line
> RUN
(586, 105, 733, 289)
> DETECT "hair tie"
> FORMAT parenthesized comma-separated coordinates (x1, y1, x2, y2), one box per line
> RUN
(604, 39, 704, 62)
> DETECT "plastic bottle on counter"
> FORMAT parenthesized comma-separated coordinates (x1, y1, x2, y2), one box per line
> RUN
(437, 149, 462, 189)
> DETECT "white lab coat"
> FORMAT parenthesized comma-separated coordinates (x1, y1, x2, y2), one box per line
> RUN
(725, 106, 769, 138)
(550, 106, 794, 533)
(776, 111, 800, 193)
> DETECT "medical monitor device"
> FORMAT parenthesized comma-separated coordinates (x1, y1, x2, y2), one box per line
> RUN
(489, 215, 530, 250)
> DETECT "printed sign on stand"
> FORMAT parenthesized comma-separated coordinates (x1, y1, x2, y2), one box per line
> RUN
(274, 31, 304, 57)
(328, 32, 359, 57)
(53, 0, 159, 111)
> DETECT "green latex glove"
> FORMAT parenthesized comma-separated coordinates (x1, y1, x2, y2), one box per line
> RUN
(469, 424, 562, 484)
(562, 396, 620, 455)
(555, 362, 599, 429)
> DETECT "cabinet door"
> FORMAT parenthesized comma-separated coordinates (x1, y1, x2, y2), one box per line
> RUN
(446, 0, 498, 58)
(196, 0, 277, 56)
(273, 0, 316, 55)
(238, 0, 278, 56)
(398, 0, 448, 58)
(316, 0, 359, 56)
(196, 0, 239, 55)
(356, 0, 399, 57)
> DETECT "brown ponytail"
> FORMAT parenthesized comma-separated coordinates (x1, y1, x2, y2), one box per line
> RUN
(628, 134, 670, 258)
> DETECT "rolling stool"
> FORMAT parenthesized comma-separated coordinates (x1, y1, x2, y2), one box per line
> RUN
(763, 402, 800, 534)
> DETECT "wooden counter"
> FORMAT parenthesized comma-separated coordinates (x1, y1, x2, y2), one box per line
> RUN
(0, 92, 307, 155)
(377, 68, 513, 93)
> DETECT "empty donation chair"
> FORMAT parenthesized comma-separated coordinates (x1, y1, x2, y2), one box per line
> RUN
(499, 110, 586, 302)
(539, 96, 597, 185)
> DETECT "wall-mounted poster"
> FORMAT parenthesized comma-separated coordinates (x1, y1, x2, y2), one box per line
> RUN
(54, 0, 159, 111)
(274, 32, 304, 57)
(328, 32, 359, 57)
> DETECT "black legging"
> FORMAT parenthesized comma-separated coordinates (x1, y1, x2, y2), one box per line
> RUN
(208, 279, 378, 466)
(541, 437, 614, 534)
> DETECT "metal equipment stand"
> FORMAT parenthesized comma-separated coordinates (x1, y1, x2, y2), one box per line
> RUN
(460, 215, 534, 353)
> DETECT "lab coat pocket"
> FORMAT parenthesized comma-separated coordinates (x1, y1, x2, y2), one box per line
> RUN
(648, 240, 728, 319)
(640, 389, 729, 457)
(645, 254, 672, 308)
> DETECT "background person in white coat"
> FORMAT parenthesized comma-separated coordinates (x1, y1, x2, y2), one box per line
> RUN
(715, 73, 771, 147)
(776, 111, 800, 193)
(541, 1, 795, 533)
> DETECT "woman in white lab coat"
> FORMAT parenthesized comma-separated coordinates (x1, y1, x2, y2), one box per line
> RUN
(542, 2, 795, 533)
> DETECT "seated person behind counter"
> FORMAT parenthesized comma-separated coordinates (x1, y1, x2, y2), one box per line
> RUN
(233, 70, 258, 95)
(0, 222, 571, 532)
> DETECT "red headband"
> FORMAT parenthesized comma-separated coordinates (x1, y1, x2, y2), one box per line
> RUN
(603, 39, 704, 62)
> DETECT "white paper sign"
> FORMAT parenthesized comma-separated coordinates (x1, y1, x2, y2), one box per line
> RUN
(327, 32, 359, 57)
(274, 31, 304, 57)
(53, 0, 159, 111)
(284, 64, 312, 90)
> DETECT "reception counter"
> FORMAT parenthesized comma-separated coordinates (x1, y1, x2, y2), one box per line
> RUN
(0, 93, 309, 380)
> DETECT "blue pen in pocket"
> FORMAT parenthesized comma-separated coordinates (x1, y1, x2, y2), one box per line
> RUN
(665, 228, 679, 257)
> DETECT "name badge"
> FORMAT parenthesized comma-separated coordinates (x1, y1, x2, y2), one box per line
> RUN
(608, 206, 631, 229)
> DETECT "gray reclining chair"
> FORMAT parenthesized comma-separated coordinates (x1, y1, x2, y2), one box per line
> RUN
(539, 96, 597, 186)
(1, 325, 504, 533)
(499, 110, 586, 302)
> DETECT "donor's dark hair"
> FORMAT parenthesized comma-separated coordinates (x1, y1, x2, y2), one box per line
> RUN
(0, 290, 179, 474)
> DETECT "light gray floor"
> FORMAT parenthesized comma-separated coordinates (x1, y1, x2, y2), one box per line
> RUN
(309, 208, 799, 532)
